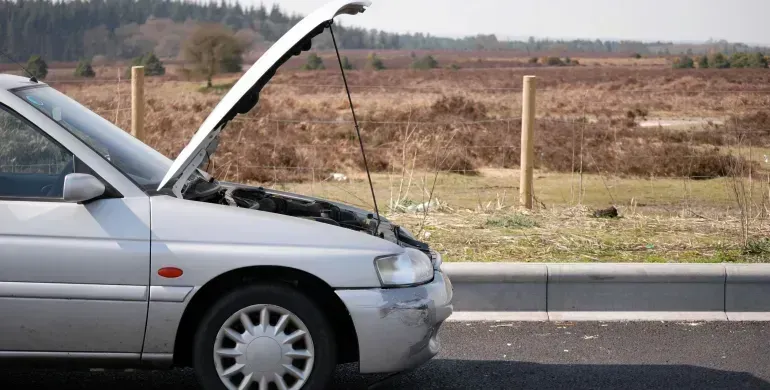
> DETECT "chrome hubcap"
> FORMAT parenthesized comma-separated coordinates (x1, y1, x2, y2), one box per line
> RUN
(214, 304, 315, 390)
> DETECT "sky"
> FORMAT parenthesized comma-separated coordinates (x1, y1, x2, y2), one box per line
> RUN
(239, 0, 769, 45)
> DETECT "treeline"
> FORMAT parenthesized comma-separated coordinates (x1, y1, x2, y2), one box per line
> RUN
(1, 0, 767, 63)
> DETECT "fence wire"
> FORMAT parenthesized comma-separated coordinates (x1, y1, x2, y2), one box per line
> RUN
(43, 77, 770, 95)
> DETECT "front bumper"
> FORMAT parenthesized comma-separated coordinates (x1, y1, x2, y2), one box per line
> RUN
(336, 270, 454, 373)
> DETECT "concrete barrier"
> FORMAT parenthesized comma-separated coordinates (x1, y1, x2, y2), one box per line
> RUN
(443, 263, 547, 320)
(444, 263, 770, 322)
(547, 264, 725, 321)
(726, 264, 770, 321)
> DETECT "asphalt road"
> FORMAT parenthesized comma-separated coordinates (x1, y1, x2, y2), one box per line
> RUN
(2, 321, 770, 389)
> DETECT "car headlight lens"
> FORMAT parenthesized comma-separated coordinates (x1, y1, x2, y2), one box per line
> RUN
(375, 248, 434, 287)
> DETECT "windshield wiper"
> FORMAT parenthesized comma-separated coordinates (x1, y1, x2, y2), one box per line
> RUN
(329, 23, 381, 232)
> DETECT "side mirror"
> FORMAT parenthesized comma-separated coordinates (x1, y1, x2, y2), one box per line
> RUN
(63, 173, 106, 204)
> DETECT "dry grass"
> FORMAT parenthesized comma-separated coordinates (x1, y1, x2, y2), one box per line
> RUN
(256, 168, 770, 263)
(392, 208, 769, 263)
(41, 59, 770, 262)
(571, 57, 669, 67)
(275, 169, 767, 214)
(55, 68, 770, 184)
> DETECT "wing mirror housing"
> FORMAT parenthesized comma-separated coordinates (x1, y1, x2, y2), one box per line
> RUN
(62, 173, 106, 204)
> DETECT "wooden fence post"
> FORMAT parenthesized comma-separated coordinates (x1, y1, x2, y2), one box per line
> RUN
(520, 75, 536, 209)
(131, 66, 145, 141)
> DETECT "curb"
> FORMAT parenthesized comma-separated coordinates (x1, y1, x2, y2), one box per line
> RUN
(442, 263, 770, 322)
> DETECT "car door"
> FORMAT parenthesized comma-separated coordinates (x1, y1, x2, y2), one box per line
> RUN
(0, 104, 151, 355)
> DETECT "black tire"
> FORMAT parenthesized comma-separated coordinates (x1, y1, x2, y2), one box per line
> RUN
(192, 283, 337, 390)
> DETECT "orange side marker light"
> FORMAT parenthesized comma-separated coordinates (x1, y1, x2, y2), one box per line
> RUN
(158, 267, 184, 278)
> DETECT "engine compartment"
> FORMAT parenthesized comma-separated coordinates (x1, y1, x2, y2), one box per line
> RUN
(187, 181, 380, 234)
(226, 187, 379, 233)
(184, 180, 433, 256)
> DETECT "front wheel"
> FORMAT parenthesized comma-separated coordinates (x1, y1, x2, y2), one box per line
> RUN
(192, 283, 337, 390)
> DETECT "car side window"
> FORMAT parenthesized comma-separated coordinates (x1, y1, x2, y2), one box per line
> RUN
(0, 105, 74, 199)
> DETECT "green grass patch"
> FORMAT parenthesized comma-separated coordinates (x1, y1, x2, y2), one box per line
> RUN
(744, 238, 770, 256)
(485, 214, 538, 229)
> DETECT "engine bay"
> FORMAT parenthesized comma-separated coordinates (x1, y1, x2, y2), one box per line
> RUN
(226, 187, 380, 233)
(184, 180, 433, 255)
(185, 181, 431, 255)
(187, 181, 380, 234)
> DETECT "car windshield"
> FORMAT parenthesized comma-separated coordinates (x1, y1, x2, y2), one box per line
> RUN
(14, 85, 173, 191)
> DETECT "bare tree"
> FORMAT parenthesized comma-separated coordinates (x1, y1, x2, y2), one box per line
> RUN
(183, 24, 243, 88)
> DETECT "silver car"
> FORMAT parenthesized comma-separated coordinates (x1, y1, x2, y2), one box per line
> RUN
(0, 1, 453, 389)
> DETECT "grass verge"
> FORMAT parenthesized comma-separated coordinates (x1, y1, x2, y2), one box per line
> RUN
(262, 169, 769, 263)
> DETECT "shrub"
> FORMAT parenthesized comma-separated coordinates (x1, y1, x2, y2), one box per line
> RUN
(411, 54, 439, 70)
(183, 25, 242, 87)
(697, 55, 709, 68)
(141, 52, 166, 76)
(746, 52, 768, 68)
(545, 56, 565, 66)
(340, 56, 354, 70)
(632, 53, 642, 59)
(366, 52, 385, 70)
(219, 47, 244, 74)
(672, 55, 695, 69)
(710, 53, 730, 69)
(448, 63, 461, 71)
(302, 53, 325, 70)
(127, 52, 166, 77)
(753, 52, 768, 68)
(73, 59, 96, 78)
(730, 53, 750, 68)
(528, 57, 538, 64)
(727, 52, 767, 68)
(25, 55, 48, 80)
(753, 53, 768, 68)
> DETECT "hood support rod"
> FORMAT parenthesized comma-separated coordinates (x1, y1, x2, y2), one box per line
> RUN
(330, 23, 382, 230)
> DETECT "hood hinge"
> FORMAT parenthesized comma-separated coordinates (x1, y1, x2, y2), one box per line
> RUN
(171, 127, 222, 198)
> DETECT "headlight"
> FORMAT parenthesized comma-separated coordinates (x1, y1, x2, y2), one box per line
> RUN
(374, 248, 434, 287)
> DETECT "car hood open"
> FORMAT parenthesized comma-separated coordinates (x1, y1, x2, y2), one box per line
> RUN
(157, 0, 372, 194)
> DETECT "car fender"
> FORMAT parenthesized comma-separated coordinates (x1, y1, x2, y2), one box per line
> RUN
(141, 195, 399, 360)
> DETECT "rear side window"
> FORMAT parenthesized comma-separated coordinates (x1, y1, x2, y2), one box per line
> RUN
(0, 106, 74, 199)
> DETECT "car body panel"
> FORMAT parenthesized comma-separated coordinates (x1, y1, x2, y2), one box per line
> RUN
(336, 270, 454, 373)
(148, 195, 397, 289)
(0, 196, 151, 353)
(158, 0, 372, 191)
(144, 285, 195, 357)
(142, 298, 196, 359)
(142, 194, 402, 359)
(1, 82, 152, 354)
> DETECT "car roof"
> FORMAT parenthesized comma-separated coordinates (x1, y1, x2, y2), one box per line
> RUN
(0, 73, 44, 91)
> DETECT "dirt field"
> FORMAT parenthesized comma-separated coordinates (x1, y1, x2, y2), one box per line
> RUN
(38, 52, 770, 262)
